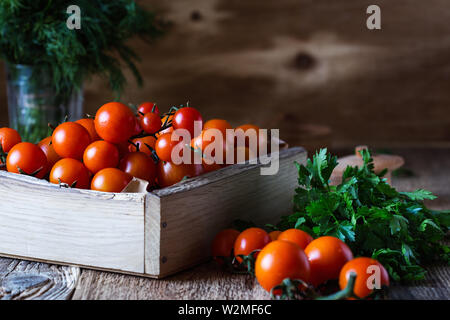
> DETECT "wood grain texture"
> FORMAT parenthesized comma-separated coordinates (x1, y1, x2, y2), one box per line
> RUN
(0, 258, 80, 300)
(0, 171, 145, 273)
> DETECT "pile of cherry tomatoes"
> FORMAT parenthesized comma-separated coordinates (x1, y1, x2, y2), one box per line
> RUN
(0, 101, 263, 192)
(212, 227, 390, 299)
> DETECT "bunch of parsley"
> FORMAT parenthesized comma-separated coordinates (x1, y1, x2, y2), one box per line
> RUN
(277, 149, 449, 282)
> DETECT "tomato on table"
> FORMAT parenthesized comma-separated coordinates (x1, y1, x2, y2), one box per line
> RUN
(304, 236, 354, 287)
(339, 257, 389, 299)
(255, 240, 311, 293)
(91, 168, 132, 193)
(95, 102, 136, 144)
(6, 142, 48, 178)
(156, 161, 203, 188)
(211, 229, 240, 264)
(119, 151, 156, 183)
(75, 118, 101, 142)
(0, 127, 21, 153)
(234, 227, 271, 262)
(172, 107, 203, 137)
(49, 158, 91, 189)
(83, 140, 120, 174)
(52, 122, 91, 160)
(277, 229, 313, 250)
(38, 136, 61, 173)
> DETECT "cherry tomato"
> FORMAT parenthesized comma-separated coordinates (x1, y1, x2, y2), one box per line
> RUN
(278, 229, 313, 250)
(255, 240, 311, 293)
(339, 257, 389, 299)
(91, 168, 132, 193)
(38, 136, 61, 173)
(268, 230, 282, 241)
(140, 112, 162, 135)
(234, 227, 271, 262)
(173, 107, 203, 137)
(191, 129, 228, 164)
(204, 119, 232, 135)
(132, 117, 143, 136)
(211, 229, 240, 264)
(138, 102, 160, 117)
(52, 122, 91, 160)
(155, 132, 180, 162)
(49, 158, 91, 189)
(0, 127, 21, 153)
(6, 142, 47, 178)
(83, 140, 119, 174)
(304, 236, 354, 286)
(156, 161, 203, 188)
(95, 102, 136, 144)
(119, 152, 156, 183)
(129, 136, 157, 156)
(235, 124, 268, 155)
(116, 141, 131, 159)
(156, 114, 174, 138)
(75, 118, 100, 142)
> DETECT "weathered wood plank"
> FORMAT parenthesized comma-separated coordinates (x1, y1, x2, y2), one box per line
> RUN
(72, 261, 267, 300)
(0, 257, 80, 300)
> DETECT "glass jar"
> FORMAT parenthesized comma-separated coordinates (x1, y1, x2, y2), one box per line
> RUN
(5, 63, 83, 143)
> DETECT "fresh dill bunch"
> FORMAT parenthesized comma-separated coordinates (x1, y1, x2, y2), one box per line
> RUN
(0, 0, 163, 99)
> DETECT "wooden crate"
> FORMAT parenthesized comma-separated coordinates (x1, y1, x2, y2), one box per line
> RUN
(0, 147, 306, 278)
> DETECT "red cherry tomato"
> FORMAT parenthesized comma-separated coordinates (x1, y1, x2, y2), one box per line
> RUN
(75, 118, 101, 142)
(95, 102, 136, 144)
(304, 236, 354, 286)
(339, 257, 389, 299)
(156, 161, 203, 188)
(140, 112, 162, 135)
(211, 229, 240, 264)
(6, 142, 48, 178)
(173, 107, 203, 138)
(119, 151, 156, 183)
(138, 102, 160, 117)
(52, 122, 91, 160)
(49, 158, 91, 189)
(91, 168, 132, 193)
(277, 229, 313, 250)
(204, 119, 232, 135)
(234, 227, 271, 262)
(255, 240, 311, 293)
(155, 132, 181, 162)
(0, 127, 21, 153)
(129, 136, 157, 156)
(83, 140, 120, 174)
(38, 136, 61, 173)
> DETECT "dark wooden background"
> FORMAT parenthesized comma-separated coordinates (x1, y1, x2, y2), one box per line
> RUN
(1, 0, 450, 149)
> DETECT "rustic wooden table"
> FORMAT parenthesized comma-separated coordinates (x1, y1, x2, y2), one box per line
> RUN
(0, 148, 448, 300)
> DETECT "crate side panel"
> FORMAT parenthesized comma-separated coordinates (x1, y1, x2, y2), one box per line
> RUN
(0, 175, 145, 273)
(144, 193, 161, 275)
(158, 148, 307, 276)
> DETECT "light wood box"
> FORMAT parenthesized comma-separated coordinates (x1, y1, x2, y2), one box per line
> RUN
(0, 147, 306, 278)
